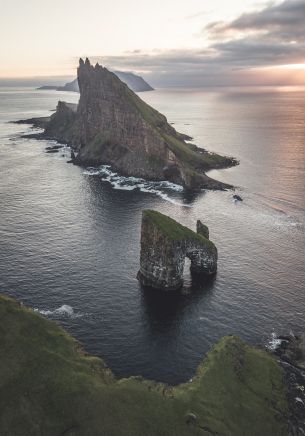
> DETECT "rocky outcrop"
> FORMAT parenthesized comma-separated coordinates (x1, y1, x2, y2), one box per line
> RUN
(37, 70, 154, 93)
(13, 116, 51, 129)
(196, 220, 209, 239)
(137, 210, 217, 290)
(23, 58, 237, 190)
(272, 334, 305, 435)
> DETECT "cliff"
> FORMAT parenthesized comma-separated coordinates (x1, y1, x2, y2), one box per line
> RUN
(38, 58, 236, 190)
(137, 210, 217, 290)
(0, 294, 288, 436)
(37, 70, 154, 93)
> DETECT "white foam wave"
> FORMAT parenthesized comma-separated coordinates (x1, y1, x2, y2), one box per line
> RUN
(266, 332, 284, 351)
(34, 304, 83, 319)
(83, 169, 100, 176)
(83, 165, 191, 207)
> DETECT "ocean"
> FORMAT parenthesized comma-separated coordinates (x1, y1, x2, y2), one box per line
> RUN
(0, 85, 304, 384)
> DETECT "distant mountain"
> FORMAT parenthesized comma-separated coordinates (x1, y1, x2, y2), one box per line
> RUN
(114, 71, 154, 92)
(37, 71, 154, 93)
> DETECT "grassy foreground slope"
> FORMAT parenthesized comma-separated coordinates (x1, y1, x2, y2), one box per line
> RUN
(0, 295, 288, 436)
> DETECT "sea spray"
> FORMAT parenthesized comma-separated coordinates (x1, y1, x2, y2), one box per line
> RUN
(83, 165, 192, 207)
(34, 304, 84, 319)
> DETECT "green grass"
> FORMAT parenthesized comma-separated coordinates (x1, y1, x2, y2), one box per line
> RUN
(176, 336, 288, 436)
(143, 210, 215, 247)
(123, 82, 233, 174)
(124, 84, 169, 129)
(0, 294, 288, 436)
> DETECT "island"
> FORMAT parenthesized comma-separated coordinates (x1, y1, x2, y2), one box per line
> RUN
(137, 210, 217, 290)
(17, 58, 237, 191)
(37, 70, 154, 93)
(0, 293, 289, 436)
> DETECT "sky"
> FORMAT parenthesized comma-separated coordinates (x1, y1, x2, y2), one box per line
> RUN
(1, 0, 305, 86)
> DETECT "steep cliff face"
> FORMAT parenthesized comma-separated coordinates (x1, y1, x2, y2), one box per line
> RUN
(40, 58, 236, 189)
(137, 210, 217, 290)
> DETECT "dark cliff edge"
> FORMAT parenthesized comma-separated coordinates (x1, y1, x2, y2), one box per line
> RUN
(37, 70, 154, 93)
(16, 58, 238, 191)
(272, 334, 305, 434)
(0, 294, 288, 436)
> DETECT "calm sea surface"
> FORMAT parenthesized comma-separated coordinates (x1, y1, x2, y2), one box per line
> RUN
(0, 86, 304, 384)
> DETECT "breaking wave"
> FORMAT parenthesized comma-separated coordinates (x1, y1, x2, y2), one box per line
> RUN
(34, 304, 84, 319)
(265, 331, 293, 351)
(266, 332, 283, 350)
(83, 165, 192, 207)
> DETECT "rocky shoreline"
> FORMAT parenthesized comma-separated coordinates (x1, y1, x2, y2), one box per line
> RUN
(271, 334, 305, 435)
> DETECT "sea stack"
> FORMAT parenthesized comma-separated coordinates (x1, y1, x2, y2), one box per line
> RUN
(137, 210, 217, 290)
(38, 58, 236, 190)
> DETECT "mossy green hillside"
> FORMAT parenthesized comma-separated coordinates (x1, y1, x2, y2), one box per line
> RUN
(0, 294, 288, 436)
(143, 209, 215, 247)
(123, 82, 233, 172)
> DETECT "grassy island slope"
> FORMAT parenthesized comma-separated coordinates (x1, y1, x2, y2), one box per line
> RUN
(0, 294, 287, 436)
(143, 209, 214, 247)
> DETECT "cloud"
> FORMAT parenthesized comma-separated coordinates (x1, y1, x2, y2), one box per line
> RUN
(205, 0, 305, 71)
(207, 0, 305, 40)
(185, 9, 215, 20)
(94, 0, 305, 86)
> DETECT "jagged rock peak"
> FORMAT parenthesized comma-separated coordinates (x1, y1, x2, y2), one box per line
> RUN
(137, 210, 218, 290)
(43, 57, 236, 190)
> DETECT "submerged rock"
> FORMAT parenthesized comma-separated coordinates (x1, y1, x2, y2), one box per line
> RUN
(233, 194, 243, 202)
(137, 210, 217, 290)
(196, 220, 209, 239)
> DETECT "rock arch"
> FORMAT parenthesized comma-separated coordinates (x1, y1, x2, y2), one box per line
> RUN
(137, 210, 217, 290)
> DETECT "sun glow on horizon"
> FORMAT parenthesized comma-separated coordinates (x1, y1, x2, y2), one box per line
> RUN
(280, 64, 305, 70)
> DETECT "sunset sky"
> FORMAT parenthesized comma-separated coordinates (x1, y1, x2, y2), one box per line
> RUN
(1, 0, 305, 86)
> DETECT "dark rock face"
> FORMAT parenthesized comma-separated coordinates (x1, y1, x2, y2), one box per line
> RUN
(137, 210, 217, 290)
(27, 58, 237, 190)
(196, 220, 209, 239)
(272, 334, 305, 435)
